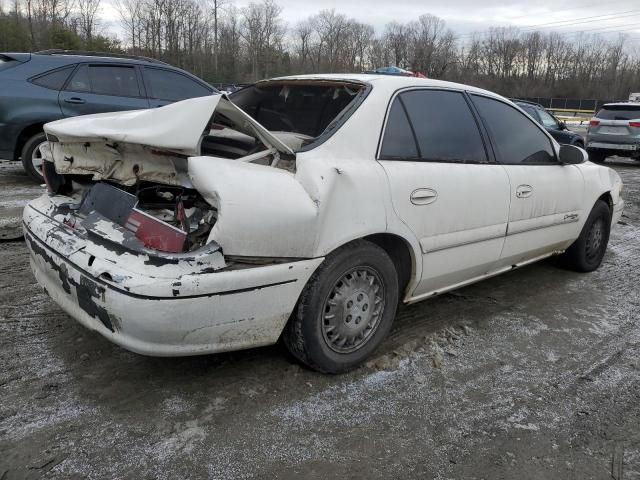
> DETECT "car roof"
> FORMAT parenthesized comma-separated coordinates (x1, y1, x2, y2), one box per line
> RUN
(32, 51, 163, 66)
(602, 102, 640, 108)
(263, 73, 507, 100)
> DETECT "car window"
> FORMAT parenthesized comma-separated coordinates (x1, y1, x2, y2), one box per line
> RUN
(32, 65, 75, 90)
(472, 95, 556, 164)
(144, 68, 211, 101)
(520, 105, 539, 121)
(88, 65, 140, 97)
(595, 106, 640, 120)
(380, 98, 419, 159)
(396, 90, 487, 163)
(67, 65, 91, 92)
(538, 109, 560, 129)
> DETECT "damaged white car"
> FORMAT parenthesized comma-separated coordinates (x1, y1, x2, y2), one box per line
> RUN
(24, 75, 624, 373)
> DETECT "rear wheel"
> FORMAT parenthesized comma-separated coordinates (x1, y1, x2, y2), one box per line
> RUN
(21, 132, 47, 182)
(587, 149, 607, 164)
(562, 200, 611, 272)
(283, 240, 399, 373)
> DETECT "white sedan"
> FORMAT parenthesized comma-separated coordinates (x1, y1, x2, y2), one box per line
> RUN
(24, 74, 624, 373)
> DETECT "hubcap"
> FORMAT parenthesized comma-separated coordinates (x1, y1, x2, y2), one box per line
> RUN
(585, 218, 604, 261)
(31, 141, 47, 176)
(321, 267, 385, 354)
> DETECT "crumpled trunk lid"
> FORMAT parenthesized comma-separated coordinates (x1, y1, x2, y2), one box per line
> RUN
(43, 95, 295, 187)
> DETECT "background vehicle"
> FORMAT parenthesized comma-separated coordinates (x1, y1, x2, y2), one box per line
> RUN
(586, 103, 640, 163)
(0, 50, 217, 181)
(514, 100, 584, 147)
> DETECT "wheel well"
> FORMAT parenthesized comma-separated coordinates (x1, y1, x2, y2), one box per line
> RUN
(598, 192, 613, 214)
(14, 123, 45, 160)
(363, 233, 414, 297)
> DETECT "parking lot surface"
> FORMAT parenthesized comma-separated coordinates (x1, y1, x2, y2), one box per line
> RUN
(1, 156, 639, 479)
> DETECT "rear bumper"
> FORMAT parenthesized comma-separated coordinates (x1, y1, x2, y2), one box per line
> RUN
(24, 195, 323, 356)
(587, 142, 639, 152)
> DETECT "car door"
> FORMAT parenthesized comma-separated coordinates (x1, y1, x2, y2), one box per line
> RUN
(378, 89, 511, 298)
(59, 63, 149, 117)
(471, 94, 585, 266)
(142, 67, 213, 107)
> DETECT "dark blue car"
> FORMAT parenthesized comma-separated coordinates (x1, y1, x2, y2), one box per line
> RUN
(0, 50, 217, 181)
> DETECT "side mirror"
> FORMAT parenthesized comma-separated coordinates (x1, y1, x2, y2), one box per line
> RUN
(558, 120, 567, 130)
(559, 144, 587, 165)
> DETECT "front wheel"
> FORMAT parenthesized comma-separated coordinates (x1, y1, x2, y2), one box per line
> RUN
(283, 240, 399, 373)
(21, 132, 47, 182)
(562, 200, 611, 272)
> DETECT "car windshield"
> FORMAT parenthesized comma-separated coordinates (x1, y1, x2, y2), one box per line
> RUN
(230, 81, 364, 138)
(595, 105, 640, 120)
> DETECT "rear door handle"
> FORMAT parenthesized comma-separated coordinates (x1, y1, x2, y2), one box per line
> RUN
(516, 184, 533, 198)
(64, 97, 86, 105)
(410, 188, 438, 205)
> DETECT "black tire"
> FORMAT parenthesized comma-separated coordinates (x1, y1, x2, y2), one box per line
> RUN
(283, 240, 399, 373)
(562, 200, 611, 272)
(21, 132, 47, 182)
(588, 149, 607, 164)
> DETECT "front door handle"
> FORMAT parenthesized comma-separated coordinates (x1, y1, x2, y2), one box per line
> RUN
(64, 97, 86, 104)
(516, 184, 533, 198)
(410, 188, 438, 205)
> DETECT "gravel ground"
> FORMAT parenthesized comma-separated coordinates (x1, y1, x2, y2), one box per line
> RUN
(1, 156, 639, 480)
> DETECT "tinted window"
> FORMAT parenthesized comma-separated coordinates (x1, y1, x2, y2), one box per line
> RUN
(144, 68, 210, 101)
(32, 66, 75, 90)
(473, 95, 555, 164)
(595, 106, 640, 120)
(67, 65, 90, 92)
(397, 90, 486, 162)
(380, 99, 418, 159)
(89, 65, 140, 97)
(538, 110, 559, 129)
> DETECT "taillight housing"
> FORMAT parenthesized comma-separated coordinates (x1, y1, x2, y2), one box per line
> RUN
(589, 119, 600, 126)
(125, 209, 187, 253)
(629, 121, 640, 127)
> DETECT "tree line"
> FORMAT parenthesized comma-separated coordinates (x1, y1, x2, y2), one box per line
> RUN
(1, 0, 639, 100)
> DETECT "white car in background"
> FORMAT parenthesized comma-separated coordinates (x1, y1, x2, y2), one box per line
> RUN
(24, 74, 624, 373)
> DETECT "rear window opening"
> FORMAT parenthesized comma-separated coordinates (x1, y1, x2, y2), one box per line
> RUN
(197, 81, 367, 167)
(230, 80, 366, 145)
(595, 105, 640, 121)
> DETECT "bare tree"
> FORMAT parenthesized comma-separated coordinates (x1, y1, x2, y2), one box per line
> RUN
(77, 0, 99, 40)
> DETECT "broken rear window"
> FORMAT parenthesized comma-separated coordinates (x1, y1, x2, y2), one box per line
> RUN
(230, 81, 365, 140)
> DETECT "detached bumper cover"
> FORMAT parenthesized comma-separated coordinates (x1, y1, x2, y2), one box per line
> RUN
(24, 195, 323, 356)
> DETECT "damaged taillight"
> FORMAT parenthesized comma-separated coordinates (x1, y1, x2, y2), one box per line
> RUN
(125, 209, 187, 253)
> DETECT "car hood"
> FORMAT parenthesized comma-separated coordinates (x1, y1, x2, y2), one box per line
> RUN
(44, 94, 295, 157)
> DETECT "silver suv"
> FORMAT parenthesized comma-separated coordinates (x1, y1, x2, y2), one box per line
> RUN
(586, 103, 640, 163)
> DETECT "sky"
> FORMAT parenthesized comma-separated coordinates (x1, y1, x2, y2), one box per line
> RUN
(99, 0, 640, 46)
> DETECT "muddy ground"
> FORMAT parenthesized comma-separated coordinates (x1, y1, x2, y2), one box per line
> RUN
(1, 155, 639, 479)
